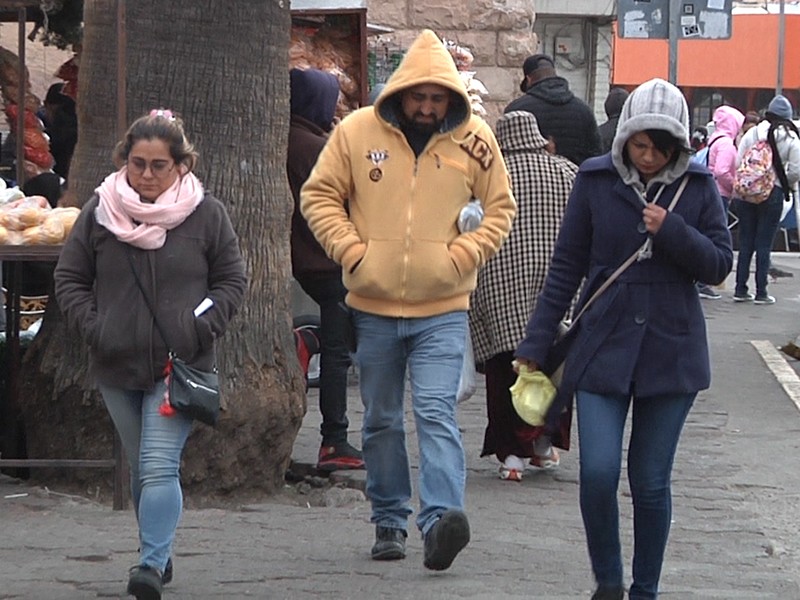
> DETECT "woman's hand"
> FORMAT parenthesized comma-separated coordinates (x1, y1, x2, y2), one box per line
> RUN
(642, 203, 668, 234)
(513, 357, 540, 374)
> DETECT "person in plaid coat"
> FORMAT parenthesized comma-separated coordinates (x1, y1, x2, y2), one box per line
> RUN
(469, 110, 577, 481)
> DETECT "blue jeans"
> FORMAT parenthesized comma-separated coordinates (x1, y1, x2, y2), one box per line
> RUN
(734, 187, 783, 297)
(99, 381, 193, 573)
(352, 309, 467, 535)
(296, 274, 351, 446)
(576, 390, 695, 599)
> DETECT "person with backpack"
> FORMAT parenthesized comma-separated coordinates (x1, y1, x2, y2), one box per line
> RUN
(708, 106, 745, 204)
(694, 106, 746, 300)
(733, 95, 800, 304)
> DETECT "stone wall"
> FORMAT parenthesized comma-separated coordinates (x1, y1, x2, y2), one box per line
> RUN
(367, 0, 538, 127)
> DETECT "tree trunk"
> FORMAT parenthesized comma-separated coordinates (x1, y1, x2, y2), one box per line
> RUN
(19, 0, 306, 499)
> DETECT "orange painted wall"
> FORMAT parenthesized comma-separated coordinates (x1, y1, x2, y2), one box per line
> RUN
(613, 15, 800, 89)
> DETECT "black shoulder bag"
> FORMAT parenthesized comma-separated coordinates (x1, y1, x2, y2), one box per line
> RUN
(125, 251, 220, 426)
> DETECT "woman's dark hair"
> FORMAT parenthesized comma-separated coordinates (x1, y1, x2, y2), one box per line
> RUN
(623, 128, 690, 168)
(765, 115, 800, 194)
(646, 129, 690, 158)
(113, 110, 198, 171)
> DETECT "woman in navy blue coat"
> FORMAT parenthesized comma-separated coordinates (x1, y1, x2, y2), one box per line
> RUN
(515, 79, 733, 600)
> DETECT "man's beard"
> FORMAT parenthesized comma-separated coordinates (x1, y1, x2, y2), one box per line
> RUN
(402, 113, 442, 134)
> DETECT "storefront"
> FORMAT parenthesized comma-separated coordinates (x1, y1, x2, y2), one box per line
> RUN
(612, 10, 800, 125)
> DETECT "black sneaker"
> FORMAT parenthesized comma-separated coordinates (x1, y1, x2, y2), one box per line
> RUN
(423, 509, 470, 571)
(696, 284, 721, 300)
(127, 565, 163, 600)
(317, 441, 365, 472)
(371, 526, 407, 560)
(591, 586, 625, 600)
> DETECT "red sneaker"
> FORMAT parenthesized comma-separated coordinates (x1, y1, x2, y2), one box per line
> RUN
(317, 442, 365, 472)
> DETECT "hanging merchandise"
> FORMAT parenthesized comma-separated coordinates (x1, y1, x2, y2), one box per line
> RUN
(443, 40, 489, 117)
(0, 46, 53, 173)
(289, 8, 366, 119)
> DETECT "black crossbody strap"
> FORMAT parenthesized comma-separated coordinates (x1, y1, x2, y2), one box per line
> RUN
(124, 249, 174, 355)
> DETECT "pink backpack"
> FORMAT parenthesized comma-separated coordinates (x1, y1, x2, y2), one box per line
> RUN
(733, 139, 775, 204)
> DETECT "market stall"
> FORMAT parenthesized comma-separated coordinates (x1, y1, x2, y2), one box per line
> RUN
(290, 0, 369, 111)
(0, 2, 126, 511)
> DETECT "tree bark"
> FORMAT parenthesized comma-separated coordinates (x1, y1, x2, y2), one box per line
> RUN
(19, 0, 306, 499)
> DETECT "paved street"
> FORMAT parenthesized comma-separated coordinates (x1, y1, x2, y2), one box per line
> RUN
(3, 254, 800, 598)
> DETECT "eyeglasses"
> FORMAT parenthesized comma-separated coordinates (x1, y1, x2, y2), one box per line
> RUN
(127, 157, 175, 177)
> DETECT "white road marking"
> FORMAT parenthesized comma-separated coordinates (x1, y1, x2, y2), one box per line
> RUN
(751, 340, 800, 414)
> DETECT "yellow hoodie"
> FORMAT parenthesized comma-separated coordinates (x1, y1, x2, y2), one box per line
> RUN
(301, 29, 516, 318)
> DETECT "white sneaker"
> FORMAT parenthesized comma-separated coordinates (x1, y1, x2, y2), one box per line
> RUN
(530, 447, 560, 470)
(499, 455, 525, 482)
(754, 295, 776, 305)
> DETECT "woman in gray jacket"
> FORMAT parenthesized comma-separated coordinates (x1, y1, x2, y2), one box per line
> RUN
(54, 110, 247, 600)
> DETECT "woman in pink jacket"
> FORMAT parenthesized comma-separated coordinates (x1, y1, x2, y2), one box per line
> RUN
(696, 105, 744, 299)
(707, 105, 745, 205)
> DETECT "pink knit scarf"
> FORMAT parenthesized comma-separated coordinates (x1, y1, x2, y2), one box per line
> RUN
(95, 167, 205, 250)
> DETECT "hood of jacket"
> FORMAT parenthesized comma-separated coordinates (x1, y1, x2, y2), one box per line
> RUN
(604, 87, 629, 118)
(612, 78, 690, 190)
(496, 110, 549, 152)
(525, 76, 575, 106)
(290, 68, 340, 132)
(374, 29, 470, 133)
(710, 105, 745, 141)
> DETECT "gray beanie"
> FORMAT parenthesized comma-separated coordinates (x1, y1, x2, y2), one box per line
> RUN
(767, 94, 793, 120)
(612, 78, 690, 187)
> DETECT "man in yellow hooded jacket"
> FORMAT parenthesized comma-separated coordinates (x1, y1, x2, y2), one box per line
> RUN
(301, 29, 516, 571)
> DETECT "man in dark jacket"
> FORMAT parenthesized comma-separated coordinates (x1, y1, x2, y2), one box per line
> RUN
(287, 67, 364, 472)
(598, 87, 629, 154)
(504, 54, 602, 165)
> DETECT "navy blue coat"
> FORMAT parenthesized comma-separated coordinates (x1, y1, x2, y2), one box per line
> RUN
(515, 154, 733, 421)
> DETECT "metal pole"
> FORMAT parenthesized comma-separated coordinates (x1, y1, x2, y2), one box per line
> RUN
(777, 0, 786, 94)
(15, 7, 25, 187)
(668, 0, 680, 84)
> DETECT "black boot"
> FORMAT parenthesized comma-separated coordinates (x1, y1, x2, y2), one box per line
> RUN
(591, 586, 625, 600)
(127, 565, 163, 600)
(371, 526, 407, 560)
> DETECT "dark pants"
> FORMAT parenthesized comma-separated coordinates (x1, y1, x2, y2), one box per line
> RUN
(296, 273, 351, 446)
(734, 188, 783, 297)
(481, 351, 540, 461)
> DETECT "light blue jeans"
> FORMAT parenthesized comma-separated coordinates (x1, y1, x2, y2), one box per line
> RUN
(576, 390, 696, 600)
(352, 309, 467, 535)
(99, 380, 193, 573)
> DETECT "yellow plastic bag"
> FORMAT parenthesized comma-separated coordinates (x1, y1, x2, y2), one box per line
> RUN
(509, 363, 557, 426)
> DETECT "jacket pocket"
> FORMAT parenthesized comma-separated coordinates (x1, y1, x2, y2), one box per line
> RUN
(343, 239, 462, 302)
(93, 309, 137, 362)
(170, 308, 203, 361)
